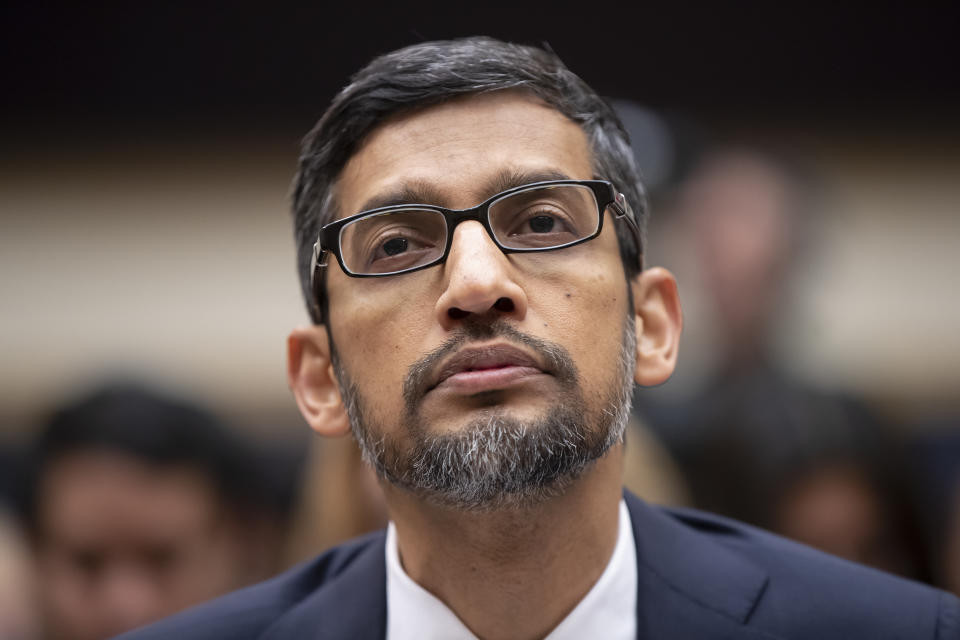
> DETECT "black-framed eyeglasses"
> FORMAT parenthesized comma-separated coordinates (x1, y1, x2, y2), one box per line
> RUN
(310, 179, 641, 286)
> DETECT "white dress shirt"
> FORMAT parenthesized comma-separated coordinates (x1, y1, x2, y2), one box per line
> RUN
(385, 500, 637, 639)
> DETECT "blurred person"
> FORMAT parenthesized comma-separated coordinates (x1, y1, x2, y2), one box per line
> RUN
(634, 148, 809, 452)
(685, 150, 801, 368)
(769, 422, 929, 581)
(1, 445, 24, 512)
(120, 37, 958, 639)
(773, 460, 916, 574)
(911, 424, 960, 595)
(21, 383, 284, 640)
(0, 508, 39, 640)
(639, 149, 932, 580)
(687, 381, 930, 580)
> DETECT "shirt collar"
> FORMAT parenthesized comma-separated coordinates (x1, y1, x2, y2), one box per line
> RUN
(385, 500, 637, 640)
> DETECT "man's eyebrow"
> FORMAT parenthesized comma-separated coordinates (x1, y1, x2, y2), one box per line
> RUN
(357, 182, 447, 213)
(356, 168, 575, 213)
(479, 168, 574, 200)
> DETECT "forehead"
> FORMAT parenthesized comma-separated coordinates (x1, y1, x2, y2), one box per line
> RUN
(336, 90, 594, 217)
(38, 451, 219, 542)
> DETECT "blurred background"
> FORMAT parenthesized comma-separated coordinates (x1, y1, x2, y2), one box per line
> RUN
(1, 2, 958, 638)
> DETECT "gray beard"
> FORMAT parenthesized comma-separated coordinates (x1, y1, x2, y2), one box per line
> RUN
(332, 316, 636, 511)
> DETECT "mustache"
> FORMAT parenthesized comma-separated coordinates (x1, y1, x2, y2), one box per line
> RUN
(402, 318, 580, 411)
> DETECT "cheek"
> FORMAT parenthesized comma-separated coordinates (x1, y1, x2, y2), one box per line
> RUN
(524, 259, 629, 393)
(328, 275, 438, 414)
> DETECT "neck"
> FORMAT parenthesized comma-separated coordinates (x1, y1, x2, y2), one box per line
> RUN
(384, 445, 625, 640)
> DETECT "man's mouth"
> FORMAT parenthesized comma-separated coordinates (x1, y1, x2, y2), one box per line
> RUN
(430, 344, 548, 395)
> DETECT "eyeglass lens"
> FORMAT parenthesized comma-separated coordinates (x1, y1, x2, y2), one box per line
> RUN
(338, 184, 600, 275)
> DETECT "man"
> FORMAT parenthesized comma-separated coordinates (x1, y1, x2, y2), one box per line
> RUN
(24, 383, 284, 640)
(120, 37, 959, 639)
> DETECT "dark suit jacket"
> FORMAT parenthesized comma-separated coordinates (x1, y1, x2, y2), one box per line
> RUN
(117, 492, 960, 639)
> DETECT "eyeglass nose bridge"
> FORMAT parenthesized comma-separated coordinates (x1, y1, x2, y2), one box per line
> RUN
(439, 202, 504, 251)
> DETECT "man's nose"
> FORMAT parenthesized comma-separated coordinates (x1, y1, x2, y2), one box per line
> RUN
(98, 564, 162, 636)
(434, 221, 528, 329)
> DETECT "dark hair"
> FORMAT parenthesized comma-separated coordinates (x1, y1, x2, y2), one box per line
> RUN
(292, 36, 647, 323)
(20, 383, 260, 532)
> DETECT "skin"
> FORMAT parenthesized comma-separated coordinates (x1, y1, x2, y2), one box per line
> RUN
(774, 464, 885, 568)
(33, 452, 244, 640)
(289, 90, 682, 639)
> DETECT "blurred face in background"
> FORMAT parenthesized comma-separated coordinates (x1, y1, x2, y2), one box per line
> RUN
(773, 463, 885, 567)
(682, 154, 794, 356)
(33, 451, 244, 640)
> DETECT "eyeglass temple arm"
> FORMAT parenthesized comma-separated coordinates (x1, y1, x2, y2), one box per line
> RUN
(310, 240, 329, 318)
(311, 239, 328, 275)
(611, 191, 645, 268)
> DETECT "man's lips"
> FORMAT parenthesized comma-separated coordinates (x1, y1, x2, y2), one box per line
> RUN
(429, 344, 548, 394)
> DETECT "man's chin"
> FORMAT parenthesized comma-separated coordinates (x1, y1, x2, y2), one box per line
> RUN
(406, 473, 578, 513)
(356, 402, 622, 511)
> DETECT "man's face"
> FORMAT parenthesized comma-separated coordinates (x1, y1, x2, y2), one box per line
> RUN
(33, 452, 243, 640)
(323, 90, 636, 507)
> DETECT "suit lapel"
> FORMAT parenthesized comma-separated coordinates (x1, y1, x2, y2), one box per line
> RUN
(260, 533, 388, 640)
(259, 495, 771, 640)
(625, 493, 775, 639)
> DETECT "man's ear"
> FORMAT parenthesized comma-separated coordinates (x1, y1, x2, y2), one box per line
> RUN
(630, 266, 683, 386)
(287, 325, 351, 437)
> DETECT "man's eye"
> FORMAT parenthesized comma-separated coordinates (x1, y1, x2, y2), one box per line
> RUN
(371, 233, 421, 260)
(362, 230, 440, 272)
(382, 237, 409, 255)
(341, 209, 447, 273)
(527, 215, 556, 233)
(507, 209, 574, 237)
